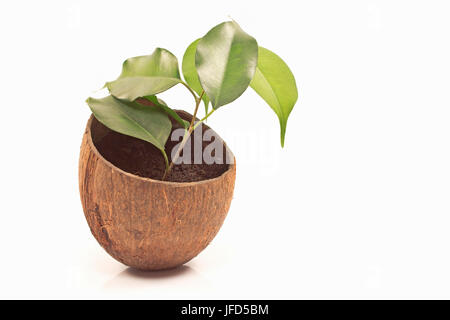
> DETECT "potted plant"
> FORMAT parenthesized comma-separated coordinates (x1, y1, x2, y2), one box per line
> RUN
(80, 20, 298, 270)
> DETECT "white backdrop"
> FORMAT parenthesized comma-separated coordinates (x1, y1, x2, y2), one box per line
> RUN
(1, 0, 450, 299)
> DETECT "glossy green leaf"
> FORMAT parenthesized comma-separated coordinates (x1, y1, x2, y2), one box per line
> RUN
(143, 95, 189, 129)
(195, 21, 258, 109)
(107, 48, 182, 101)
(118, 48, 181, 78)
(86, 95, 171, 152)
(182, 39, 210, 114)
(107, 76, 181, 101)
(250, 47, 298, 147)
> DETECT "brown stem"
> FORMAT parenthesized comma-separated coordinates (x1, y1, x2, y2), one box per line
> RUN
(162, 91, 204, 180)
(189, 91, 204, 128)
(181, 82, 199, 105)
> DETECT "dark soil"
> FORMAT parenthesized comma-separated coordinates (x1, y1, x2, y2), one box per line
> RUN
(92, 111, 230, 182)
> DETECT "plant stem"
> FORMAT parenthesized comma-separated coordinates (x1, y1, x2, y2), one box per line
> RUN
(181, 81, 199, 105)
(189, 91, 204, 128)
(161, 150, 169, 172)
(162, 90, 205, 180)
(193, 109, 215, 130)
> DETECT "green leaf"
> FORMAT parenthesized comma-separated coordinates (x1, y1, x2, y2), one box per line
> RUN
(86, 95, 172, 152)
(107, 76, 181, 101)
(182, 39, 210, 114)
(195, 21, 258, 109)
(142, 95, 189, 129)
(107, 48, 182, 101)
(250, 47, 298, 147)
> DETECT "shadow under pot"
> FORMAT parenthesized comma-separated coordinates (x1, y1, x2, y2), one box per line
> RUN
(78, 110, 236, 271)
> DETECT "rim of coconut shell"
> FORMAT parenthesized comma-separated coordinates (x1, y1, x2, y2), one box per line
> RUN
(85, 114, 236, 186)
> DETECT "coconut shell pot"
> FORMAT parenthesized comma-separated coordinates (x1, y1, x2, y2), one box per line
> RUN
(79, 111, 236, 270)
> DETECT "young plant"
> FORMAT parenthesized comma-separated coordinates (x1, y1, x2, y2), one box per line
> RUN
(86, 21, 298, 180)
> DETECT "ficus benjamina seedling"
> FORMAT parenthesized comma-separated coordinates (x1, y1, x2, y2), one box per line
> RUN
(86, 20, 298, 180)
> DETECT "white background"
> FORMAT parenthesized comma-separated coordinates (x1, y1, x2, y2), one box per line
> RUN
(0, 0, 449, 299)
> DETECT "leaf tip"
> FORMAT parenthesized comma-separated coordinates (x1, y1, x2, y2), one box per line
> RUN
(280, 121, 287, 148)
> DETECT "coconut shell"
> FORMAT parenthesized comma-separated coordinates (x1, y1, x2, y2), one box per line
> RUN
(78, 112, 236, 270)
